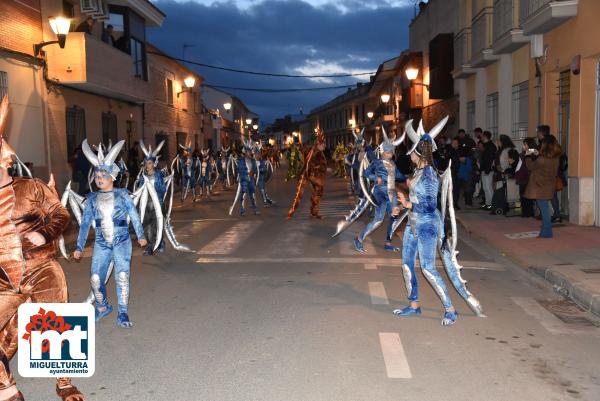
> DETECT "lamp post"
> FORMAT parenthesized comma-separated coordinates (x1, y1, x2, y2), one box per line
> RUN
(34, 16, 71, 56)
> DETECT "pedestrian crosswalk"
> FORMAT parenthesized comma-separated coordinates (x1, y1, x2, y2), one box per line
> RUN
(197, 221, 262, 255)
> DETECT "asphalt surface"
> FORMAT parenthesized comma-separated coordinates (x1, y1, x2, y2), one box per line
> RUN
(13, 166, 600, 401)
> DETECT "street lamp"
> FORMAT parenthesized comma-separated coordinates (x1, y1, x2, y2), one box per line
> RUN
(367, 111, 374, 119)
(405, 67, 428, 89)
(252, 124, 259, 130)
(380, 94, 391, 104)
(405, 67, 419, 81)
(223, 102, 232, 112)
(34, 16, 71, 56)
(292, 131, 299, 137)
(177, 76, 195, 97)
(348, 119, 355, 127)
(245, 118, 253, 125)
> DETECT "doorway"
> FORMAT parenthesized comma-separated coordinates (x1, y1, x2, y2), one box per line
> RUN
(557, 70, 570, 218)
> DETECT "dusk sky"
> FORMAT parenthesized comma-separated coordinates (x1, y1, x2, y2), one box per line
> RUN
(149, 0, 415, 124)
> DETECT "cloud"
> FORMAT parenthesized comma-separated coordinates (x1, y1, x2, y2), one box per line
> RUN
(149, 0, 413, 123)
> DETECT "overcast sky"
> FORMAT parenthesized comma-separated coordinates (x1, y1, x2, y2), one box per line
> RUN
(149, 0, 415, 124)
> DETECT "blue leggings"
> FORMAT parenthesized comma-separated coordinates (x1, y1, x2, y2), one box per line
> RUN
(401, 213, 453, 310)
(90, 236, 132, 314)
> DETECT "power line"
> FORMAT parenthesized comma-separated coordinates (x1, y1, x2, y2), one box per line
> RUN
(148, 50, 377, 78)
(204, 83, 356, 93)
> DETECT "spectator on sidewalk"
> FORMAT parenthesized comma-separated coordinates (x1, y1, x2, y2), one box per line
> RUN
(552, 147, 568, 223)
(496, 135, 516, 173)
(458, 129, 476, 156)
(525, 135, 561, 238)
(516, 138, 537, 217)
(536, 125, 550, 147)
(456, 147, 474, 208)
(479, 131, 497, 210)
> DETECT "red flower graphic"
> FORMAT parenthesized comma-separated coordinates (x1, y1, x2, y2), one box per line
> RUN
(22, 308, 72, 352)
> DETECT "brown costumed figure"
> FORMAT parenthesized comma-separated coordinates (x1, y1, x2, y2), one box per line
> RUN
(0, 96, 85, 401)
(287, 130, 327, 219)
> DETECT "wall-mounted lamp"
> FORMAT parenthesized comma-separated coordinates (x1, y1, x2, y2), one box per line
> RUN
(405, 67, 428, 89)
(366, 111, 374, 119)
(348, 119, 355, 127)
(177, 76, 195, 97)
(252, 124, 259, 130)
(223, 102, 232, 112)
(380, 94, 390, 104)
(34, 16, 71, 56)
(245, 118, 253, 125)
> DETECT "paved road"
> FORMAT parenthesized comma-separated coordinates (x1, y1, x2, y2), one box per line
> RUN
(14, 166, 600, 401)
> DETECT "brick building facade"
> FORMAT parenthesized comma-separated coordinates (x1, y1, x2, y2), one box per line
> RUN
(144, 44, 204, 163)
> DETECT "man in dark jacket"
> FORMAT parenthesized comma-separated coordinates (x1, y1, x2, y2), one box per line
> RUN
(480, 131, 497, 210)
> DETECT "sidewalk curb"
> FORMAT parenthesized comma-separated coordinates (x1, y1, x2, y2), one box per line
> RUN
(456, 215, 600, 318)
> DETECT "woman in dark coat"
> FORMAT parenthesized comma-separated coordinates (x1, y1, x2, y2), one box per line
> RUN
(515, 138, 537, 217)
(524, 135, 562, 238)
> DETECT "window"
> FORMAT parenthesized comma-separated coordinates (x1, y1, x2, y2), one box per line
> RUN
(101, 111, 117, 145)
(66, 106, 86, 161)
(466, 101, 475, 134)
(131, 37, 146, 80)
(166, 78, 174, 106)
(0, 71, 7, 100)
(558, 70, 570, 150)
(512, 81, 528, 139)
(486, 92, 499, 137)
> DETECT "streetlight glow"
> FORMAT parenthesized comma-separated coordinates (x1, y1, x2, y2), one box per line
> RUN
(49, 16, 71, 36)
(367, 111, 374, 119)
(253, 124, 259, 130)
(246, 118, 253, 125)
(223, 102, 232, 111)
(348, 119, 355, 127)
(183, 77, 196, 88)
(380, 94, 391, 104)
(292, 131, 299, 137)
(405, 67, 419, 81)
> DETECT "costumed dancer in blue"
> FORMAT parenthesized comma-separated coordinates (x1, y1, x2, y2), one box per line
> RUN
(348, 128, 376, 197)
(197, 148, 215, 198)
(137, 140, 167, 255)
(229, 139, 260, 216)
(254, 142, 276, 207)
(393, 117, 485, 326)
(217, 145, 231, 189)
(176, 140, 199, 202)
(73, 139, 147, 328)
(354, 126, 406, 253)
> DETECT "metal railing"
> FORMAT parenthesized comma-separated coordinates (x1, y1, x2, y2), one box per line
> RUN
(472, 8, 494, 56)
(454, 28, 472, 67)
(520, 0, 553, 23)
(494, 0, 519, 41)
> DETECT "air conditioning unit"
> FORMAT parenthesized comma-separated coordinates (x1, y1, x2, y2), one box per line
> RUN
(80, 0, 100, 14)
(91, 0, 109, 20)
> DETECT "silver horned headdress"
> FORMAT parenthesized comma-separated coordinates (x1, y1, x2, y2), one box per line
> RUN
(405, 116, 449, 155)
(82, 138, 124, 180)
(379, 125, 405, 153)
(140, 139, 165, 166)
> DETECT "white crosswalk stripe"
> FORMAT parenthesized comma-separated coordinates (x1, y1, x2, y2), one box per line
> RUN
(379, 332, 412, 378)
(198, 221, 262, 255)
(368, 282, 389, 304)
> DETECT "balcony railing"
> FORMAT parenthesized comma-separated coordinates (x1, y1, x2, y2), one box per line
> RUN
(520, 0, 553, 22)
(519, 0, 578, 34)
(472, 7, 494, 57)
(454, 28, 471, 67)
(46, 32, 149, 103)
(494, 0, 518, 41)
